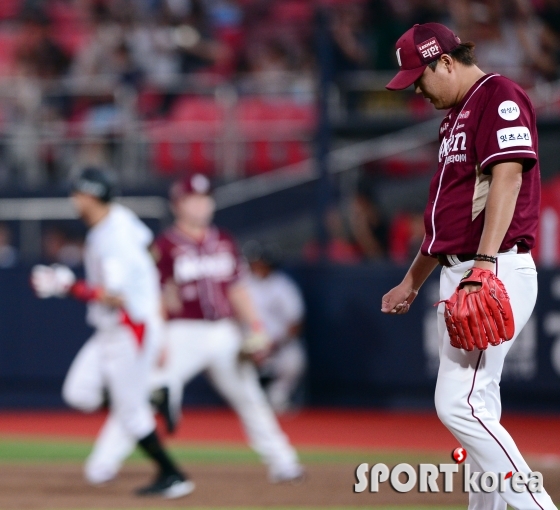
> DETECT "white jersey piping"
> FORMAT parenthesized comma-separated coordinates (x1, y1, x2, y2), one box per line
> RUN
(427, 74, 498, 255)
(480, 149, 536, 169)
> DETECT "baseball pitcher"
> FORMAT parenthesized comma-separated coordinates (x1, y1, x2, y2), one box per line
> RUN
(382, 23, 556, 509)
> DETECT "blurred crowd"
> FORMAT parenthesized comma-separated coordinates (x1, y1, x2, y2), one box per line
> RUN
(0, 0, 560, 266)
(0, 0, 558, 133)
(3, 0, 559, 86)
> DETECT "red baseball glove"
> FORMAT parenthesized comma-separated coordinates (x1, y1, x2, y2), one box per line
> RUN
(439, 268, 515, 351)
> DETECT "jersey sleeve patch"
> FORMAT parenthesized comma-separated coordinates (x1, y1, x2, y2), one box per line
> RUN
(496, 126, 531, 149)
(498, 100, 520, 120)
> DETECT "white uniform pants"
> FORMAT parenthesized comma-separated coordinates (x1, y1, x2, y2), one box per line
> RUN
(435, 251, 556, 510)
(155, 318, 300, 476)
(62, 321, 159, 484)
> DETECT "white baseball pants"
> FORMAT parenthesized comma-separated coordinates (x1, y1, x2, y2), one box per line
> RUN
(62, 320, 159, 484)
(154, 318, 300, 478)
(434, 251, 556, 510)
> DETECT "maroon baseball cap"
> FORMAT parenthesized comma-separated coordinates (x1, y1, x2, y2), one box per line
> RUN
(386, 23, 461, 91)
(170, 173, 213, 201)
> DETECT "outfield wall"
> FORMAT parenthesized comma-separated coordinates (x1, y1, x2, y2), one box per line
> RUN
(0, 264, 559, 410)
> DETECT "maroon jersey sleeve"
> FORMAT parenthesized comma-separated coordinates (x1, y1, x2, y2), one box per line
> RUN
(151, 234, 173, 285)
(475, 77, 537, 174)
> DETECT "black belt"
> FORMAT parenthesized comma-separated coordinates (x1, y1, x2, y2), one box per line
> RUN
(437, 245, 529, 267)
(436, 253, 476, 267)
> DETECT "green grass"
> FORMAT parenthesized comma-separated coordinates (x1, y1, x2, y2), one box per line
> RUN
(0, 438, 533, 509)
(0, 436, 451, 465)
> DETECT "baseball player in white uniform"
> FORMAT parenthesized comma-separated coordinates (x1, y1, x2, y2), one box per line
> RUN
(31, 167, 192, 498)
(150, 174, 304, 483)
(382, 23, 556, 509)
(244, 241, 306, 414)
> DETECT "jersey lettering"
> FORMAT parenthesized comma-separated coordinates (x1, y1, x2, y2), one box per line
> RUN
(453, 132, 467, 151)
(416, 38, 441, 60)
(439, 132, 467, 162)
(174, 252, 236, 284)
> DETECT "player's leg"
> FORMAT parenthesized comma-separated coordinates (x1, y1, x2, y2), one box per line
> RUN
(62, 334, 105, 412)
(84, 413, 136, 485)
(104, 323, 192, 497)
(207, 320, 302, 482)
(463, 378, 506, 510)
(464, 455, 507, 510)
(151, 320, 214, 431)
(265, 341, 306, 413)
(435, 255, 556, 509)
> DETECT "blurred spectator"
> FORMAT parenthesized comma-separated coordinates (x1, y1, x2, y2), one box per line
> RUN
(15, 9, 70, 79)
(330, 3, 371, 74)
(388, 209, 425, 265)
(348, 170, 389, 260)
(239, 39, 313, 100)
(366, 0, 404, 71)
(0, 223, 18, 268)
(349, 194, 388, 260)
(450, 0, 556, 85)
(538, 0, 560, 36)
(42, 226, 83, 267)
(173, 0, 232, 75)
(71, 3, 141, 86)
(244, 240, 307, 414)
(304, 206, 362, 264)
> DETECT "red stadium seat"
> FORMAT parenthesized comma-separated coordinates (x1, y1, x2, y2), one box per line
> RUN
(0, 30, 18, 77)
(52, 26, 92, 57)
(0, 0, 22, 20)
(150, 97, 225, 175)
(236, 98, 315, 174)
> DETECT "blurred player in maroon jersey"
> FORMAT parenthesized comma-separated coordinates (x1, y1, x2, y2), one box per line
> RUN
(150, 174, 303, 483)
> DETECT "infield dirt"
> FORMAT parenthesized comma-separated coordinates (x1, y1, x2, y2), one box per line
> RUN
(0, 462, 559, 509)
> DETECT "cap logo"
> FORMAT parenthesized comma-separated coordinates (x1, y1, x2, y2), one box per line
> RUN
(76, 179, 105, 197)
(191, 174, 210, 194)
(396, 48, 402, 67)
(416, 37, 441, 61)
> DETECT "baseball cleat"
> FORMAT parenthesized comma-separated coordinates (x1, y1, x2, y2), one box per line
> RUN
(150, 387, 178, 434)
(269, 465, 306, 485)
(135, 473, 194, 499)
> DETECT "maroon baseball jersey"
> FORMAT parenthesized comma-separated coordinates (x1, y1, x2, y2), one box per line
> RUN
(152, 225, 246, 320)
(421, 73, 540, 256)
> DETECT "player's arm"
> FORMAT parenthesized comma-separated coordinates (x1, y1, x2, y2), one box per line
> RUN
(228, 281, 263, 333)
(459, 159, 523, 294)
(73, 253, 128, 307)
(381, 249, 439, 314)
(472, 160, 523, 272)
(30, 263, 123, 307)
(228, 281, 271, 362)
(71, 280, 124, 307)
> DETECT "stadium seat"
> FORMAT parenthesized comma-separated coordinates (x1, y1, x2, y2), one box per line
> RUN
(0, 30, 18, 77)
(235, 98, 315, 174)
(150, 97, 225, 175)
(0, 0, 22, 20)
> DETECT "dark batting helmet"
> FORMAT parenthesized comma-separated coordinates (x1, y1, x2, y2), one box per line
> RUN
(71, 167, 115, 203)
(242, 240, 281, 268)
